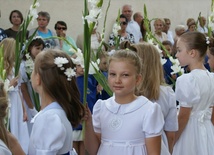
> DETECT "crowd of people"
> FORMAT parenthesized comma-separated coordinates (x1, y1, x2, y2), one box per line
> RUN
(0, 3, 214, 155)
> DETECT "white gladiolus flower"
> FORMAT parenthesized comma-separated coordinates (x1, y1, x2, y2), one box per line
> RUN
(160, 58, 167, 65)
(154, 44, 162, 54)
(71, 48, 84, 68)
(89, 59, 100, 74)
(171, 64, 182, 75)
(112, 23, 121, 36)
(147, 39, 154, 44)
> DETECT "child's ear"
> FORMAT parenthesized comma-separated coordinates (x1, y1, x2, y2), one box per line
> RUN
(35, 73, 41, 86)
(189, 49, 197, 57)
(136, 74, 142, 85)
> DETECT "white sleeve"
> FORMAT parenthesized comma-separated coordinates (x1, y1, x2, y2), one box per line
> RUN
(175, 74, 200, 107)
(92, 99, 102, 133)
(142, 102, 164, 138)
(31, 113, 66, 155)
(164, 87, 178, 131)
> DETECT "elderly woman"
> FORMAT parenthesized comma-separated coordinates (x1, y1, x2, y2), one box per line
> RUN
(108, 14, 135, 49)
(28, 11, 59, 50)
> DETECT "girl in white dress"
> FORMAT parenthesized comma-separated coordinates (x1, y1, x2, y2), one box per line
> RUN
(28, 50, 85, 155)
(173, 31, 214, 155)
(0, 82, 25, 155)
(131, 42, 178, 154)
(84, 49, 164, 155)
(1, 38, 29, 154)
(20, 37, 45, 134)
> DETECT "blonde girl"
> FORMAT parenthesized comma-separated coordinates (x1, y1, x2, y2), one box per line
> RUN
(131, 42, 178, 154)
(1, 38, 29, 153)
(84, 49, 164, 155)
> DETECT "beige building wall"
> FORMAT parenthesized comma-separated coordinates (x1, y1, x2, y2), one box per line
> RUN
(0, 0, 211, 42)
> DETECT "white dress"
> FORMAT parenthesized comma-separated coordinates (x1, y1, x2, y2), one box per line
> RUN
(28, 102, 73, 155)
(93, 96, 164, 155)
(20, 61, 38, 134)
(173, 69, 214, 155)
(0, 140, 12, 155)
(7, 72, 29, 154)
(155, 85, 178, 155)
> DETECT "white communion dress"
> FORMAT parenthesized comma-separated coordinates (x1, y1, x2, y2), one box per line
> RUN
(92, 96, 164, 155)
(173, 69, 214, 155)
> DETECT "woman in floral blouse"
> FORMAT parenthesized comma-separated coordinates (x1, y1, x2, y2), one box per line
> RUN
(108, 14, 135, 49)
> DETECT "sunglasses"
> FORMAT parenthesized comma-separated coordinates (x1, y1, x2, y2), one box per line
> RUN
(120, 22, 127, 26)
(57, 27, 67, 30)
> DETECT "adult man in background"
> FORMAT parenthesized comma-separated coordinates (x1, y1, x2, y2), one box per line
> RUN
(122, 4, 142, 43)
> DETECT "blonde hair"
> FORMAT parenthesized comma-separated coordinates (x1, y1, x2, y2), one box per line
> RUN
(132, 43, 165, 100)
(0, 38, 16, 76)
(108, 49, 142, 75)
(0, 82, 9, 147)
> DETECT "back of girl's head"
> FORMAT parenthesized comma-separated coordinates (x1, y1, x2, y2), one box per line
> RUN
(34, 50, 84, 127)
(0, 82, 9, 146)
(108, 49, 142, 75)
(131, 43, 164, 100)
(0, 38, 16, 75)
(179, 31, 208, 58)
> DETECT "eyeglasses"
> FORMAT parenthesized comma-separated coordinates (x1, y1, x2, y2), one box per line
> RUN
(120, 22, 127, 26)
(56, 27, 67, 30)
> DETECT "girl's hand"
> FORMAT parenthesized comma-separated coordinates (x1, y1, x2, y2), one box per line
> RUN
(23, 110, 28, 122)
(10, 76, 19, 87)
(83, 105, 92, 124)
(97, 84, 103, 94)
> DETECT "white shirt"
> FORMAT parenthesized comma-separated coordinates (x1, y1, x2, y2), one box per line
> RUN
(126, 20, 142, 43)
(197, 25, 208, 33)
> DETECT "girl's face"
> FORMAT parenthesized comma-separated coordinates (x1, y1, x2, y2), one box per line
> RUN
(76, 65, 84, 76)
(176, 39, 191, 66)
(11, 12, 22, 26)
(31, 44, 44, 59)
(163, 44, 172, 57)
(99, 57, 108, 72)
(108, 60, 141, 98)
(207, 50, 214, 71)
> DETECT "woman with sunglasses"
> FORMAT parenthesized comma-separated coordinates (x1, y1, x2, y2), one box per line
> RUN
(108, 14, 135, 50)
(54, 21, 77, 56)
